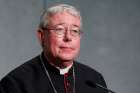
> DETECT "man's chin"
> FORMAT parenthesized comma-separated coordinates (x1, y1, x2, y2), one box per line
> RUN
(58, 55, 75, 62)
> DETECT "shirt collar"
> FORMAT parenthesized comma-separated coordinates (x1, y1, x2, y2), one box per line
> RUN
(55, 63, 73, 75)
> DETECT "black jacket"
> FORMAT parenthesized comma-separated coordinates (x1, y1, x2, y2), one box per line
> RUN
(0, 55, 108, 93)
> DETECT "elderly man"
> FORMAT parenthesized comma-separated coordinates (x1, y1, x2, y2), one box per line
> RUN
(0, 4, 108, 93)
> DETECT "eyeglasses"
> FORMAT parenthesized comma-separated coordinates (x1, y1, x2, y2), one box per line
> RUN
(45, 25, 82, 37)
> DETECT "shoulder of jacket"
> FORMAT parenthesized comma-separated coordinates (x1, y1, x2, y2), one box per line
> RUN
(1, 55, 41, 80)
(74, 61, 102, 76)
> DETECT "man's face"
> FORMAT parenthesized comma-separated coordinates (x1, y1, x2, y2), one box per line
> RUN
(39, 12, 81, 62)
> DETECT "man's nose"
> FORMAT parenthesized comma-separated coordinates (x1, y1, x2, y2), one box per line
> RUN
(63, 29, 72, 42)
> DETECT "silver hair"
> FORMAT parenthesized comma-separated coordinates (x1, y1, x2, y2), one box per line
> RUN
(39, 4, 82, 29)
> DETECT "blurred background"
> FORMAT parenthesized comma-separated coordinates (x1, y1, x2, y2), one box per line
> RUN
(0, 0, 140, 93)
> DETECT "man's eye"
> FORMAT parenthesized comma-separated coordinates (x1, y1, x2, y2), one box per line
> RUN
(71, 29, 80, 33)
(55, 28, 64, 32)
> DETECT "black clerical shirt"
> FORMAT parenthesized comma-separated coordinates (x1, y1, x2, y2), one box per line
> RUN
(0, 54, 108, 93)
(41, 54, 74, 93)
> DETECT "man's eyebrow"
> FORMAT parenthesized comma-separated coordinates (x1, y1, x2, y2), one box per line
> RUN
(53, 23, 65, 26)
(48, 23, 80, 28)
(72, 24, 80, 28)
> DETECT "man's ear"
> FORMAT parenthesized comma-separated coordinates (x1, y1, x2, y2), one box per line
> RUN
(37, 28, 45, 47)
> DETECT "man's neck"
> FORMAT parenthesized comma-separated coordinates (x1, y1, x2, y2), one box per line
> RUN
(49, 62, 73, 75)
(44, 53, 73, 69)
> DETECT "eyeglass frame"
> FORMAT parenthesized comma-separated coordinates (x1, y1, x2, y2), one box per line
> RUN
(41, 25, 83, 38)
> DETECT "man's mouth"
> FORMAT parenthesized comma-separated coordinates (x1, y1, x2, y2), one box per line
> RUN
(60, 46, 74, 52)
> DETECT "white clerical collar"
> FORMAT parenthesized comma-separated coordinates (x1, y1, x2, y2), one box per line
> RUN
(48, 63, 72, 75)
(57, 64, 73, 75)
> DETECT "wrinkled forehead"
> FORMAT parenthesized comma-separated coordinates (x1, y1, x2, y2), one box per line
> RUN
(47, 11, 81, 28)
